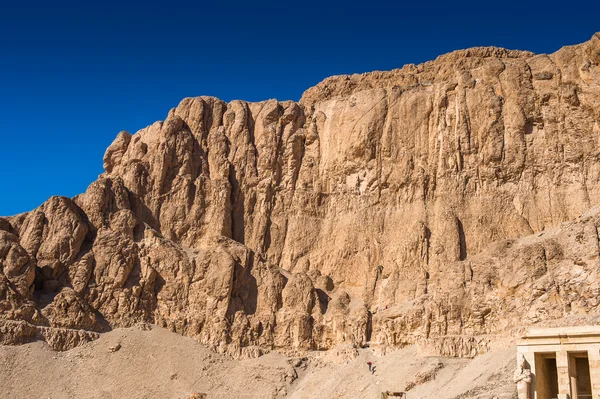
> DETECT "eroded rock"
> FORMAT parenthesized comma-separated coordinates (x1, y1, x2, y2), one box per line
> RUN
(2, 33, 600, 356)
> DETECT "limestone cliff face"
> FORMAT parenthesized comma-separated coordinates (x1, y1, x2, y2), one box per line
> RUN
(2, 33, 600, 356)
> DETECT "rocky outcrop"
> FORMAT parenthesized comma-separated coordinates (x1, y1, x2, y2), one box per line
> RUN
(2, 33, 600, 356)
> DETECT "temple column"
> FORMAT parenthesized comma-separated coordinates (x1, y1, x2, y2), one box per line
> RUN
(557, 350, 571, 399)
(588, 347, 600, 398)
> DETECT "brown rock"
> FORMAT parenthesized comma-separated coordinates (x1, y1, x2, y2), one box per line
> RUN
(2, 33, 600, 356)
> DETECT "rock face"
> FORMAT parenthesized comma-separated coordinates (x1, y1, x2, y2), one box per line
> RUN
(2, 33, 600, 356)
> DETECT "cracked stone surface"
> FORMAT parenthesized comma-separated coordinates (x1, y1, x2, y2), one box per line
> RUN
(1, 33, 600, 357)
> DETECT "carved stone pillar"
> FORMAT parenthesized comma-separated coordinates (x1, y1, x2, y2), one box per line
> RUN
(588, 348, 600, 399)
(557, 350, 571, 399)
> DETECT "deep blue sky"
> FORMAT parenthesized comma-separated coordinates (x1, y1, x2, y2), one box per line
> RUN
(1, 0, 598, 216)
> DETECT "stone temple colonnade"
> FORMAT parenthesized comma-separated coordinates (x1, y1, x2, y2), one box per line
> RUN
(517, 326, 600, 399)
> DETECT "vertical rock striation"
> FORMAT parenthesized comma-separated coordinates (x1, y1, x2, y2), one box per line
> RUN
(2, 33, 600, 356)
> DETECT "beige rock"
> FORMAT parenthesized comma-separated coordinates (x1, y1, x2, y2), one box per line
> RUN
(2, 33, 600, 356)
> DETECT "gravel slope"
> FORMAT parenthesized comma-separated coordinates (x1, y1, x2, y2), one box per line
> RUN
(0, 326, 517, 399)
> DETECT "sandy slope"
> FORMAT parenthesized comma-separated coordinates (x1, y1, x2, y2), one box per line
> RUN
(0, 326, 296, 399)
(0, 326, 517, 399)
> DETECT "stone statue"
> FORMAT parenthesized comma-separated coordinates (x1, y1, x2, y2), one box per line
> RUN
(513, 353, 532, 399)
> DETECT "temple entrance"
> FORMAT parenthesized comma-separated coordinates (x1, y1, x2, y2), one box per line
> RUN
(518, 326, 600, 399)
(569, 352, 592, 399)
(535, 353, 559, 399)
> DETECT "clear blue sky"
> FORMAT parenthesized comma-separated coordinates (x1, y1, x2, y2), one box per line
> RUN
(1, 0, 598, 216)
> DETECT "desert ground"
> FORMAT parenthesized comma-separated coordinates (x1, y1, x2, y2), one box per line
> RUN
(0, 324, 517, 399)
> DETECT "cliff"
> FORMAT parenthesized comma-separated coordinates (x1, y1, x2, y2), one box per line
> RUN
(2, 33, 600, 357)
